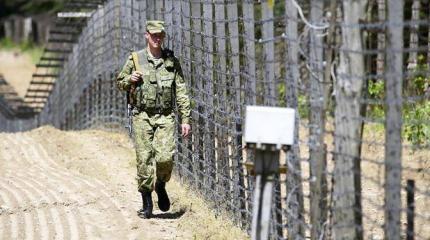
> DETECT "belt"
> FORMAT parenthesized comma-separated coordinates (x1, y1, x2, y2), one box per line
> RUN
(134, 106, 172, 115)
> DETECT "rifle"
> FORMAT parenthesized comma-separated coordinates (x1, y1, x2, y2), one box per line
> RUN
(125, 51, 142, 137)
(125, 90, 133, 137)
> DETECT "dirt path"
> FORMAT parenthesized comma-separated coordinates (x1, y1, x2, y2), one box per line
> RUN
(0, 51, 35, 98)
(0, 127, 248, 240)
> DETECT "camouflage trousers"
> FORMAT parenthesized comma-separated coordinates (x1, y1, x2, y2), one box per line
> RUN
(132, 111, 175, 193)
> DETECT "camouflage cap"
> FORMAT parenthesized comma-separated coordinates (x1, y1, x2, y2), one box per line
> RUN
(146, 20, 165, 34)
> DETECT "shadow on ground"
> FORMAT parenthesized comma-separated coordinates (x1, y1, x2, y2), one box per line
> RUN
(153, 208, 187, 219)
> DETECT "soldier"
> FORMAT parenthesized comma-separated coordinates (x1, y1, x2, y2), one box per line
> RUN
(116, 20, 191, 219)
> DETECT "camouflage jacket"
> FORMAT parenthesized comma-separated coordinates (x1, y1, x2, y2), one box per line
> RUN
(116, 48, 191, 124)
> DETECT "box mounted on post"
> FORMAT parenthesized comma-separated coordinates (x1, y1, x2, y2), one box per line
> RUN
(244, 105, 296, 240)
(245, 105, 295, 150)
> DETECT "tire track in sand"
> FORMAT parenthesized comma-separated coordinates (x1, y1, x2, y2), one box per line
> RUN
(31, 136, 136, 225)
(1, 130, 185, 240)
(0, 181, 21, 240)
(7, 174, 66, 240)
(9, 134, 84, 239)
(0, 180, 31, 240)
(23, 136, 128, 238)
(2, 135, 59, 240)
(19, 133, 135, 238)
(0, 135, 40, 240)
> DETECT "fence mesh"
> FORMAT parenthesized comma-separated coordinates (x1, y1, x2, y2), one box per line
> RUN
(1, 0, 430, 239)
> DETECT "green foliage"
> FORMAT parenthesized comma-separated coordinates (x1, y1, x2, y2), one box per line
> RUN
(368, 80, 384, 98)
(0, 37, 15, 48)
(410, 55, 429, 95)
(404, 101, 430, 146)
(21, 0, 63, 14)
(403, 55, 430, 146)
(367, 80, 385, 119)
(365, 55, 430, 146)
(298, 95, 309, 119)
(0, 0, 63, 18)
(276, 84, 309, 119)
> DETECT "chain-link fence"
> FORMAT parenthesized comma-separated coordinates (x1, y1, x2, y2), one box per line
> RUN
(1, 0, 430, 239)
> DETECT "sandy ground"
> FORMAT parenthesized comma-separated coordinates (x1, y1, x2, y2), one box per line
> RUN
(295, 123, 430, 239)
(0, 50, 35, 98)
(0, 126, 249, 240)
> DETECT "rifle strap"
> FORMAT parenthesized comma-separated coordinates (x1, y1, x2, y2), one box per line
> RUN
(131, 51, 142, 72)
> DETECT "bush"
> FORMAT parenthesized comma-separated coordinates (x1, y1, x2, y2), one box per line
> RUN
(404, 101, 430, 146)
(366, 55, 430, 146)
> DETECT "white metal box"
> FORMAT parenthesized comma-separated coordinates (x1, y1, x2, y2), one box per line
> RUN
(244, 106, 296, 147)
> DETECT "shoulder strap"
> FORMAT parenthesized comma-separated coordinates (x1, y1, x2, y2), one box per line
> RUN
(131, 51, 142, 72)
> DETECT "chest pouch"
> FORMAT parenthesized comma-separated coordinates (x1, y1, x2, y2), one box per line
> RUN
(159, 74, 174, 109)
(140, 71, 158, 109)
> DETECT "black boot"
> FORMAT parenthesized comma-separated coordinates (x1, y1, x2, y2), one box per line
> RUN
(137, 191, 153, 219)
(155, 180, 170, 212)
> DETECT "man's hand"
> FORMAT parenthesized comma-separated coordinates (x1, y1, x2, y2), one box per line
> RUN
(181, 124, 191, 138)
(130, 71, 143, 83)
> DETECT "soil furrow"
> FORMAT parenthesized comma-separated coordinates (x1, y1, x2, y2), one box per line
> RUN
(0, 127, 245, 240)
(20, 134, 132, 238)
(0, 181, 30, 240)
(8, 174, 67, 240)
(0, 185, 16, 239)
(3, 175, 49, 240)
(29, 137, 132, 223)
(14, 171, 78, 240)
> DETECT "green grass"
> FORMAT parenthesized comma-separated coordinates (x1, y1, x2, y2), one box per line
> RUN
(0, 37, 43, 64)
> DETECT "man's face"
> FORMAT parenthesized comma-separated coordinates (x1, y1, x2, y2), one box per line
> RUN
(146, 32, 165, 49)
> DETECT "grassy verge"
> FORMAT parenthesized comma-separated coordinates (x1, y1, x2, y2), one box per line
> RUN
(169, 177, 250, 240)
(0, 37, 43, 63)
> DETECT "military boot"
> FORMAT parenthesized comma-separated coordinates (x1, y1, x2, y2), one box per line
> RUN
(137, 191, 153, 219)
(155, 180, 170, 212)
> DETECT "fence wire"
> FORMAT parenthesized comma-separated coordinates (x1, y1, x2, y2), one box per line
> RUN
(1, 0, 430, 239)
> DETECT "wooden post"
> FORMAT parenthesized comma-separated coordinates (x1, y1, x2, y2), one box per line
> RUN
(261, 1, 276, 106)
(203, 0, 216, 196)
(407, 0, 420, 71)
(180, 0, 194, 182)
(173, 0, 182, 58)
(243, 2, 257, 228)
(406, 180, 415, 240)
(215, 0, 229, 210)
(155, 0, 163, 20)
(385, 0, 403, 239)
(164, 0, 173, 48)
(138, 0, 147, 49)
(227, 0, 246, 226)
(242, 2, 256, 105)
(323, 0, 338, 111)
(191, 0, 204, 188)
(377, 0, 386, 78)
(333, 1, 367, 239)
(309, 1, 328, 239)
(146, 0, 155, 20)
(285, 0, 305, 238)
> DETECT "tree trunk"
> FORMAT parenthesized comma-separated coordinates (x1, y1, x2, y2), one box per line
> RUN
(332, 1, 367, 239)
(309, 0, 328, 239)
(377, 0, 386, 78)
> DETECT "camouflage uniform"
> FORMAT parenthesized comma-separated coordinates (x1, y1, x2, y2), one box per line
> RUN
(116, 48, 190, 193)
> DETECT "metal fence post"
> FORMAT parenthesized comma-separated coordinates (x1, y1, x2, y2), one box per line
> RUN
(245, 106, 295, 239)
(251, 147, 280, 240)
